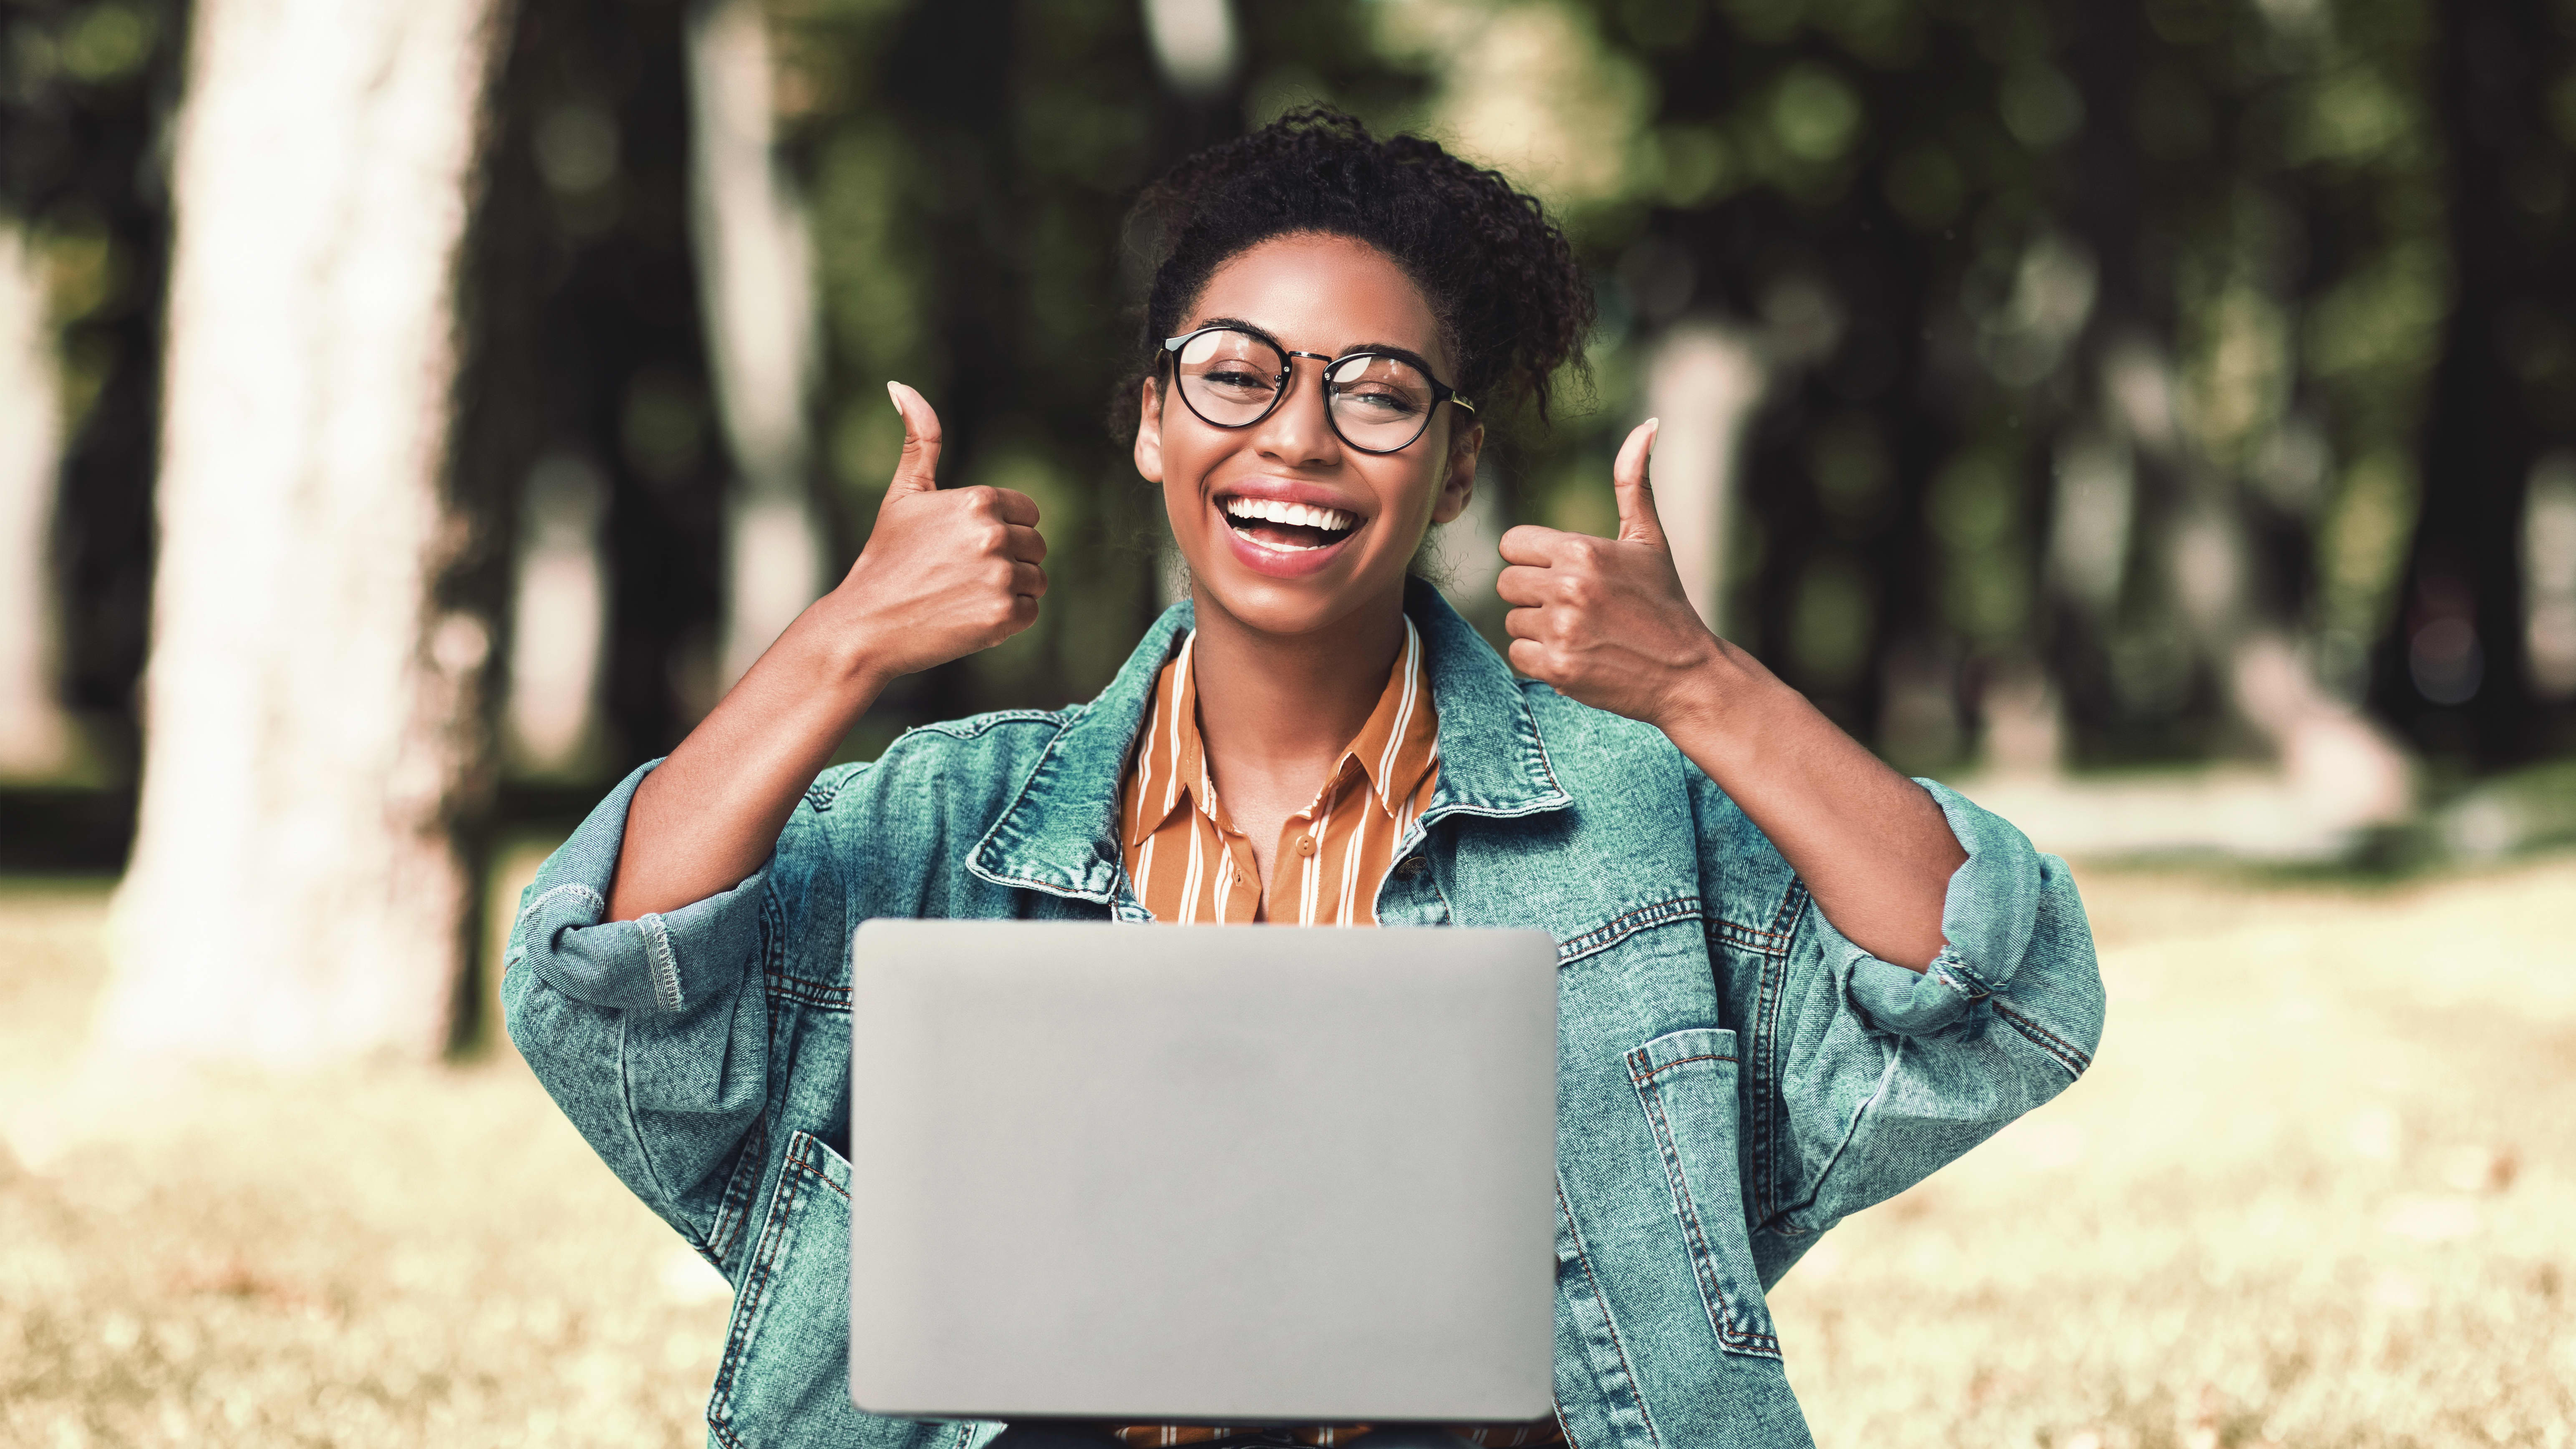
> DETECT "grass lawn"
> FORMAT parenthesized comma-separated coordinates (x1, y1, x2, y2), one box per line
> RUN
(1, 856, 2570, 1447)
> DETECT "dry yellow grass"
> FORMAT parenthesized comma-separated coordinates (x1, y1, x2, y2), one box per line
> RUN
(1, 857, 2571, 1448)
(1772, 860, 2576, 1449)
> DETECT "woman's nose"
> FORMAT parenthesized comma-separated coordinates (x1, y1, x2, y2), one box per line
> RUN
(1249, 360, 1341, 469)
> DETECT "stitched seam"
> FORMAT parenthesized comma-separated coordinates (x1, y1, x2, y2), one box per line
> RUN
(1755, 887, 1800, 1225)
(902, 709, 1063, 741)
(1755, 936, 1785, 1224)
(638, 914, 683, 1012)
(763, 969, 852, 1011)
(1555, 895, 1703, 965)
(705, 1116, 769, 1268)
(790, 1132, 851, 1203)
(1629, 1052, 1781, 1356)
(1993, 1000, 2092, 1076)
(708, 1132, 808, 1422)
(1628, 1052, 1737, 1082)
(1766, 877, 1809, 937)
(1558, 1181, 1662, 1449)
(513, 880, 605, 934)
(1716, 921, 1790, 952)
(1636, 1075, 1746, 1347)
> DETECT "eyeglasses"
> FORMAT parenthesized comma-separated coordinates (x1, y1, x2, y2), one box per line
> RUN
(1160, 325, 1475, 455)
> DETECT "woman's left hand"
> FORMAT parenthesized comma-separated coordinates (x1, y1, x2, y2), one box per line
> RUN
(1496, 419, 1734, 729)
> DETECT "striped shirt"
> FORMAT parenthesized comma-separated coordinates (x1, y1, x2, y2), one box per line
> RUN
(1120, 620, 1441, 925)
(1109, 620, 1564, 1448)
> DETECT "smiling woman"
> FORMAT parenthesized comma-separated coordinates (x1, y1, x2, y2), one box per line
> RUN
(504, 107, 2104, 1449)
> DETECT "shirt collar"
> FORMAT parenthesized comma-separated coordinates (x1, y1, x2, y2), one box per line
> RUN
(969, 581, 1569, 903)
(1122, 617, 1439, 848)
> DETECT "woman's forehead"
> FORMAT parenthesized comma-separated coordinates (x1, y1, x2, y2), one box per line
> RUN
(1191, 234, 1447, 370)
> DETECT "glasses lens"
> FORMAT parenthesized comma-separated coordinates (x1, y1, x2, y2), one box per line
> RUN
(1325, 354, 1437, 451)
(1173, 329, 1284, 426)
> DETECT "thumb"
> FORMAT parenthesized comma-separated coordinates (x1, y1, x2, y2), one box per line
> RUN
(1612, 417, 1666, 548)
(886, 381, 943, 494)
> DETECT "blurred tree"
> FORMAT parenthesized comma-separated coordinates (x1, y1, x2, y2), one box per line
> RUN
(2373, 0, 2576, 764)
(99, 0, 517, 1063)
(1461, 0, 2434, 811)
(761, 0, 1411, 750)
(690, 0, 828, 696)
(0, 0, 188, 791)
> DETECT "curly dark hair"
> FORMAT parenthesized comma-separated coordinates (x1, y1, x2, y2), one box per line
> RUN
(1117, 107, 1593, 439)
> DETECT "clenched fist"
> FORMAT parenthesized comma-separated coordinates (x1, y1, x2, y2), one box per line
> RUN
(827, 382, 1049, 683)
(1495, 419, 1733, 729)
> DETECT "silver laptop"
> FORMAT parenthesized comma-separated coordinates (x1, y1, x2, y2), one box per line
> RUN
(846, 919, 1560, 1426)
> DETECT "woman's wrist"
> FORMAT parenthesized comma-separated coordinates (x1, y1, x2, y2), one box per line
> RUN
(1651, 640, 1803, 783)
(782, 590, 901, 708)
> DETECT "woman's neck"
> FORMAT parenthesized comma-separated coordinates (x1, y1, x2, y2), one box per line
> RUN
(1185, 579, 1410, 797)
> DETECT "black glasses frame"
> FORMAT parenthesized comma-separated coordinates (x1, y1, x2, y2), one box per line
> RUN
(1159, 325, 1476, 455)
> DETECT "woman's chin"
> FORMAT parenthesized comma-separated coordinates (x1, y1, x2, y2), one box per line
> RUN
(1189, 549, 1405, 639)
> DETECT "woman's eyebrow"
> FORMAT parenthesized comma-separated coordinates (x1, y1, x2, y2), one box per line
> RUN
(1188, 315, 1282, 348)
(1187, 316, 1443, 375)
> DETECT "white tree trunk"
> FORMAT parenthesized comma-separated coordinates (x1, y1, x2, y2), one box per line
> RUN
(686, 0, 823, 690)
(0, 225, 70, 780)
(101, 0, 512, 1065)
(1642, 322, 1764, 632)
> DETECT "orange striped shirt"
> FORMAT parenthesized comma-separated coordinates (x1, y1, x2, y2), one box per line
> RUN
(1109, 620, 1563, 1448)
(1120, 620, 1439, 926)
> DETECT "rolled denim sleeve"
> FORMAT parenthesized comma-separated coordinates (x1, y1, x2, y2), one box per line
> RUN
(507, 761, 769, 1013)
(1770, 781, 2105, 1232)
(501, 761, 774, 1265)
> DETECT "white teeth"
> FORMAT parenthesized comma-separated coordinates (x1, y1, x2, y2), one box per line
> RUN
(1221, 496, 1356, 532)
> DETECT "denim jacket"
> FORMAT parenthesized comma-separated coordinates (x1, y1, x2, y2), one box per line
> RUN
(504, 581, 2105, 1449)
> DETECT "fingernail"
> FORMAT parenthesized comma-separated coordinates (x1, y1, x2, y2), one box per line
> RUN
(1644, 417, 1661, 433)
(887, 381, 905, 412)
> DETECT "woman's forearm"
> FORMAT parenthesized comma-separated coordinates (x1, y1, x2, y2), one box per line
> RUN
(1656, 644, 1964, 972)
(603, 381, 1051, 922)
(605, 612, 890, 922)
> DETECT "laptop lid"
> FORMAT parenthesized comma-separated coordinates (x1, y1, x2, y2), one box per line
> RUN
(846, 919, 1560, 1425)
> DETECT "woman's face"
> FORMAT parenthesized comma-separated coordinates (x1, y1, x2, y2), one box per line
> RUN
(1135, 233, 1481, 640)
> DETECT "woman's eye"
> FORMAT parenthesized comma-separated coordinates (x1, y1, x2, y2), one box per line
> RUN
(1203, 368, 1271, 392)
(1338, 386, 1422, 416)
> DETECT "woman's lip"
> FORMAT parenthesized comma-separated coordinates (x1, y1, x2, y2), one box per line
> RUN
(1217, 508, 1359, 580)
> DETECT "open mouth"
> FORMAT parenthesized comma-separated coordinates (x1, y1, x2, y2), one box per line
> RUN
(1219, 495, 1360, 553)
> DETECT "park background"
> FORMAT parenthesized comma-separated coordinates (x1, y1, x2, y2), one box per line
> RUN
(0, 0, 2571, 1444)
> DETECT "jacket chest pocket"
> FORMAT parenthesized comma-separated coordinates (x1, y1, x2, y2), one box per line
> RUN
(1625, 1028, 1781, 1360)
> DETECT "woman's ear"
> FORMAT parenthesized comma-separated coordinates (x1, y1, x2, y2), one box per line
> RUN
(1429, 421, 1483, 525)
(1133, 377, 1165, 483)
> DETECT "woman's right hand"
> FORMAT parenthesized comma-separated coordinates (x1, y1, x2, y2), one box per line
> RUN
(605, 383, 1045, 920)
(825, 381, 1048, 685)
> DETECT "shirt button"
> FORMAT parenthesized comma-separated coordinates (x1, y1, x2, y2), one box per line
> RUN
(1295, 837, 1316, 857)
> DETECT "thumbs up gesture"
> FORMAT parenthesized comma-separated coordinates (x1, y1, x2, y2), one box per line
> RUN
(826, 382, 1049, 683)
(1496, 419, 1726, 728)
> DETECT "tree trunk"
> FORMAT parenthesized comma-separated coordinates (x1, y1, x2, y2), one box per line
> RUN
(687, 0, 824, 691)
(0, 225, 69, 779)
(2373, 0, 2576, 764)
(101, 0, 514, 1064)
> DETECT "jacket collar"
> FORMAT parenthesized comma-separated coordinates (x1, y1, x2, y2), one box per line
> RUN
(968, 579, 1571, 903)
